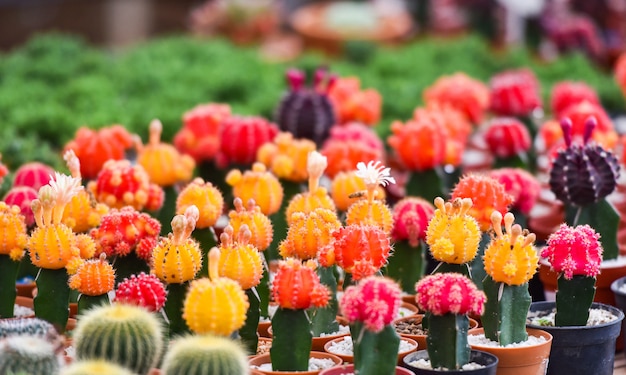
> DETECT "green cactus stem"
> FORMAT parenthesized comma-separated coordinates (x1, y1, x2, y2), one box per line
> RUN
(567, 199, 619, 261)
(352, 322, 400, 375)
(405, 168, 445, 204)
(555, 275, 596, 326)
(258, 256, 271, 317)
(270, 308, 312, 371)
(158, 185, 178, 236)
(0, 335, 61, 375)
(469, 232, 491, 289)
(164, 282, 191, 336)
(77, 293, 110, 315)
(268, 180, 302, 262)
(0, 254, 20, 318)
(34, 267, 70, 333)
(482, 277, 530, 345)
(384, 240, 426, 294)
(239, 288, 260, 354)
(426, 314, 470, 370)
(493, 153, 529, 170)
(192, 227, 218, 278)
(113, 252, 150, 286)
(310, 266, 339, 336)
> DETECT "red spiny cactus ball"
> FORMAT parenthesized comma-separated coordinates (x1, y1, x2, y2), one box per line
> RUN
(115, 272, 167, 312)
(483, 118, 531, 158)
(215, 116, 279, 168)
(387, 117, 447, 172)
(489, 69, 542, 117)
(550, 81, 600, 117)
(340, 276, 401, 332)
(3, 186, 38, 227)
(174, 103, 232, 163)
(12, 162, 54, 191)
(321, 123, 385, 178)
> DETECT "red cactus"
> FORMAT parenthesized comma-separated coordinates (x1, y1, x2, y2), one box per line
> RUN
(64, 125, 135, 180)
(391, 197, 435, 247)
(387, 117, 447, 172)
(90, 206, 161, 261)
(327, 76, 382, 126)
(215, 115, 279, 168)
(174, 103, 232, 163)
(340, 276, 401, 332)
(489, 69, 542, 117)
(114, 272, 167, 312)
(423, 73, 490, 124)
(88, 160, 153, 210)
(3, 186, 38, 227)
(271, 258, 330, 310)
(415, 273, 486, 316)
(321, 123, 385, 178)
(558, 101, 617, 149)
(483, 118, 532, 158)
(541, 224, 603, 279)
(12, 162, 54, 191)
(489, 168, 540, 215)
(551, 81, 600, 117)
(451, 174, 514, 231)
(617, 53, 626, 98)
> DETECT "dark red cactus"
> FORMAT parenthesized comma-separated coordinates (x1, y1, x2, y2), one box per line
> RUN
(489, 69, 542, 117)
(484, 118, 532, 158)
(549, 117, 620, 206)
(114, 272, 167, 312)
(274, 68, 337, 146)
(216, 116, 279, 168)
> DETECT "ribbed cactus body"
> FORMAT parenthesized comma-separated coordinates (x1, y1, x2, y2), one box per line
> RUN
(60, 360, 137, 375)
(216, 115, 279, 168)
(28, 224, 77, 269)
(0, 317, 58, 341)
(0, 335, 61, 375)
(345, 198, 393, 235)
(62, 190, 108, 233)
(484, 118, 531, 159)
(176, 178, 224, 229)
(330, 171, 385, 212)
(279, 209, 341, 260)
(87, 160, 152, 210)
(161, 335, 249, 375)
(3, 186, 38, 227)
(12, 162, 54, 191)
(227, 198, 273, 252)
(274, 69, 336, 146)
(226, 163, 284, 216)
(73, 304, 164, 375)
(285, 189, 336, 225)
(114, 273, 167, 312)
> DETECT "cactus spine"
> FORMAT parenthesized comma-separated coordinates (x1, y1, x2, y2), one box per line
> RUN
(73, 304, 164, 375)
(0, 335, 62, 375)
(161, 335, 249, 375)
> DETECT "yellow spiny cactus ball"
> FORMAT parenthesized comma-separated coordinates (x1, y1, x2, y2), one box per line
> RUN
(176, 177, 224, 229)
(183, 247, 249, 336)
(426, 197, 481, 265)
(217, 225, 263, 290)
(0, 202, 28, 261)
(226, 162, 284, 216)
(279, 208, 341, 260)
(227, 198, 273, 252)
(483, 211, 538, 285)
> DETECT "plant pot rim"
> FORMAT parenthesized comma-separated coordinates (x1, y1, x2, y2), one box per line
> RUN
(468, 327, 553, 349)
(527, 301, 625, 331)
(249, 351, 343, 375)
(402, 349, 499, 373)
(610, 275, 626, 295)
(323, 335, 418, 359)
(319, 362, 415, 375)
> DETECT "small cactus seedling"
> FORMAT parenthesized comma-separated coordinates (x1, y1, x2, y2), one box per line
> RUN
(0, 335, 62, 375)
(60, 359, 137, 375)
(161, 334, 249, 375)
(0, 317, 58, 341)
(73, 303, 165, 375)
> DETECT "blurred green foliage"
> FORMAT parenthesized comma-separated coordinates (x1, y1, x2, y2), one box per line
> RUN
(0, 32, 623, 176)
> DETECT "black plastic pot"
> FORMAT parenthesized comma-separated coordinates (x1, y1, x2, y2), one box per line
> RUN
(402, 350, 498, 374)
(610, 276, 626, 356)
(527, 301, 624, 375)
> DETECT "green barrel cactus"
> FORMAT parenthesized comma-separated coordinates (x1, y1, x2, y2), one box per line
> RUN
(0, 317, 58, 341)
(0, 335, 61, 375)
(60, 360, 138, 375)
(161, 335, 248, 375)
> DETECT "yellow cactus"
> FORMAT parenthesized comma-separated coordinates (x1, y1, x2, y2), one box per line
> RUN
(69, 254, 116, 296)
(227, 198, 273, 252)
(226, 162, 284, 216)
(137, 120, 196, 187)
(152, 206, 203, 284)
(217, 225, 263, 290)
(75, 234, 97, 260)
(280, 208, 342, 260)
(256, 132, 316, 183)
(484, 211, 538, 285)
(183, 247, 249, 336)
(176, 177, 224, 229)
(330, 170, 386, 212)
(426, 197, 481, 264)
(0, 202, 28, 261)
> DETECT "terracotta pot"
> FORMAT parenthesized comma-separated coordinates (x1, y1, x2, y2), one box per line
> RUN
(468, 327, 553, 375)
(323, 335, 418, 365)
(14, 296, 34, 310)
(397, 302, 420, 319)
(318, 363, 414, 375)
(402, 294, 418, 308)
(248, 351, 342, 375)
(258, 320, 272, 338)
(15, 282, 36, 298)
(393, 314, 479, 351)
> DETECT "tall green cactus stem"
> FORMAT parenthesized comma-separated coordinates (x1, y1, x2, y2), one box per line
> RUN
(158, 186, 178, 236)
(192, 227, 217, 278)
(77, 293, 110, 315)
(239, 288, 260, 354)
(385, 241, 426, 294)
(270, 308, 312, 371)
(73, 303, 164, 375)
(352, 322, 400, 375)
(268, 180, 301, 261)
(405, 169, 445, 204)
(34, 268, 70, 333)
(426, 314, 470, 370)
(164, 282, 191, 336)
(0, 254, 20, 318)
(161, 334, 249, 375)
(60, 360, 137, 375)
(566, 199, 619, 260)
(0, 335, 61, 375)
(482, 277, 530, 345)
(556, 275, 596, 326)
(258, 254, 271, 317)
(0, 318, 58, 340)
(310, 266, 339, 336)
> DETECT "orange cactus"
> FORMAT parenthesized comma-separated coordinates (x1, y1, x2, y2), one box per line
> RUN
(0, 202, 28, 261)
(226, 162, 284, 216)
(87, 159, 156, 210)
(176, 177, 224, 229)
(423, 72, 490, 124)
(173, 103, 232, 163)
(387, 117, 448, 171)
(256, 132, 316, 183)
(279, 208, 342, 260)
(330, 170, 386, 212)
(327, 76, 382, 126)
(137, 120, 196, 187)
(271, 258, 330, 310)
(68, 253, 116, 296)
(319, 224, 391, 281)
(414, 103, 470, 166)
(227, 198, 273, 252)
(217, 225, 263, 290)
(451, 174, 513, 231)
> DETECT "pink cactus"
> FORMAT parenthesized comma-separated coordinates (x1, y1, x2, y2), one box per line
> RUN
(114, 272, 167, 312)
(340, 276, 401, 333)
(215, 115, 279, 168)
(12, 162, 54, 191)
(489, 168, 540, 215)
(541, 224, 603, 280)
(415, 273, 486, 316)
(483, 118, 532, 158)
(551, 81, 600, 117)
(489, 69, 542, 117)
(391, 197, 435, 246)
(3, 186, 38, 227)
